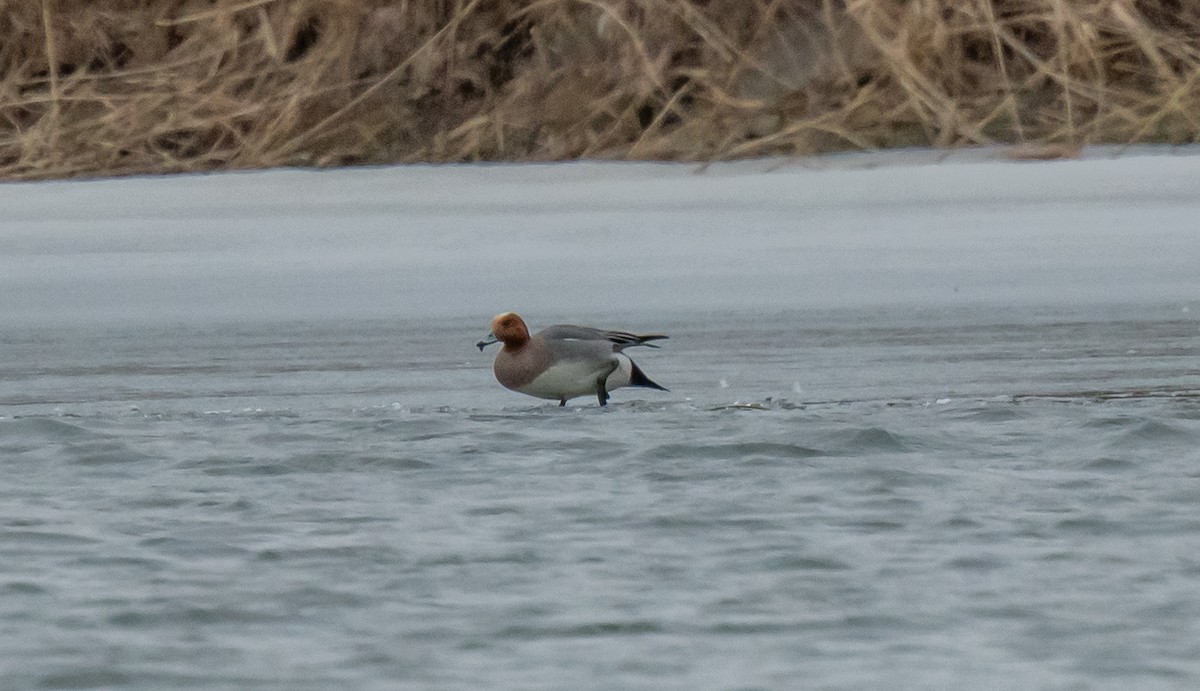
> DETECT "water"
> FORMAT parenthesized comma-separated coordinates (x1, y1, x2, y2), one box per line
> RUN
(3, 305, 1199, 690)
(4, 150, 1200, 688)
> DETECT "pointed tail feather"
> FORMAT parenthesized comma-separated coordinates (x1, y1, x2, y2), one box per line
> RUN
(629, 361, 668, 391)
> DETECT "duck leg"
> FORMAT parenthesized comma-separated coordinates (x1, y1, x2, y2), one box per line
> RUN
(595, 361, 618, 406)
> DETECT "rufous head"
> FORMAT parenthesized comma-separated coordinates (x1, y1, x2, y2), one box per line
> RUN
(489, 312, 530, 347)
(477, 312, 531, 351)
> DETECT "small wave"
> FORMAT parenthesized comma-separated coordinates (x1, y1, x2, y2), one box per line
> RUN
(1082, 457, 1137, 472)
(1099, 418, 1199, 453)
(414, 549, 540, 567)
(254, 541, 402, 565)
(1083, 414, 1144, 430)
(947, 405, 1030, 422)
(1055, 515, 1124, 536)
(816, 426, 911, 454)
(647, 441, 824, 463)
(1125, 419, 1195, 441)
(836, 519, 908, 533)
(945, 554, 1010, 571)
(940, 516, 984, 530)
(0, 530, 101, 547)
(763, 554, 853, 571)
(195, 457, 293, 477)
(852, 467, 948, 491)
(37, 669, 131, 690)
(137, 536, 252, 560)
(707, 620, 802, 635)
(68, 440, 156, 466)
(496, 619, 663, 640)
(0, 416, 105, 442)
(362, 456, 436, 470)
(108, 605, 284, 627)
(463, 504, 522, 516)
(1, 581, 48, 595)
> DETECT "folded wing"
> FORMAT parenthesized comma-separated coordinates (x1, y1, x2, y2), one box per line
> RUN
(541, 325, 668, 351)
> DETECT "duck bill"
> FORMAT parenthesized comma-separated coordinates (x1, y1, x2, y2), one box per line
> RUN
(476, 334, 499, 351)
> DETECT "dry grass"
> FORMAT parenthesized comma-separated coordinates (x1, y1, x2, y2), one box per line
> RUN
(3, 0, 1200, 180)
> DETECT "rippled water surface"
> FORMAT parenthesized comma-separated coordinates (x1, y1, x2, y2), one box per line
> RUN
(2, 306, 1199, 690)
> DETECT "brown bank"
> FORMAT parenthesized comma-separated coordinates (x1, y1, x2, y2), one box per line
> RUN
(4, 0, 1199, 181)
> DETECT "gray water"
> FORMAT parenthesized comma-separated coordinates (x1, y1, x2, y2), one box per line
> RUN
(3, 304, 1200, 690)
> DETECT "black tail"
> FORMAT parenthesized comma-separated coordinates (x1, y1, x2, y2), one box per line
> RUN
(629, 360, 668, 391)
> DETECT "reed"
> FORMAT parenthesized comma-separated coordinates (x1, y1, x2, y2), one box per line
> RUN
(3, 0, 1198, 180)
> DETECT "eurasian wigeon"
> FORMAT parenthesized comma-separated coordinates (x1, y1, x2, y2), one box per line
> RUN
(477, 312, 668, 406)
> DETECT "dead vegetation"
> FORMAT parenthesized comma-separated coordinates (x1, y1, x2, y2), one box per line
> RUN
(3, 0, 1200, 179)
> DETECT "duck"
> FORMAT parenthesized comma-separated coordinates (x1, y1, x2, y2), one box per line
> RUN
(477, 312, 668, 406)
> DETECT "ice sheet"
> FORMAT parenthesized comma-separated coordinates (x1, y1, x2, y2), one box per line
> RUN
(1, 146, 1197, 325)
